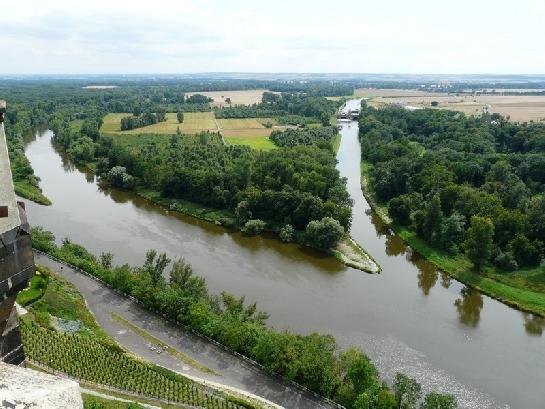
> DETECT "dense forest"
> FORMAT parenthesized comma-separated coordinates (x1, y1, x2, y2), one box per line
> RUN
(32, 227, 457, 409)
(359, 104, 545, 272)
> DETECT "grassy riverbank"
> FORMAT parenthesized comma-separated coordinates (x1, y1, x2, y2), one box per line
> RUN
(14, 180, 52, 205)
(360, 160, 545, 316)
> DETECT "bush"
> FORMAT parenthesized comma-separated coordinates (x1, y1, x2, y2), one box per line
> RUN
(107, 166, 135, 190)
(279, 224, 295, 243)
(242, 219, 266, 236)
(305, 217, 345, 250)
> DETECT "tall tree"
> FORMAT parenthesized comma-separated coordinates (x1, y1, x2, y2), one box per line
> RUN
(464, 216, 495, 271)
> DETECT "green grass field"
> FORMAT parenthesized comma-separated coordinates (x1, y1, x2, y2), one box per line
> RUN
(101, 112, 218, 135)
(225, 136, 276, 151)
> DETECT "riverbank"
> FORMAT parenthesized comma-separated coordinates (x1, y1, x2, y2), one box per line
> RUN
(360, 160, 545, 317)
(136, 188, 379, 273)
(13, 180, 52, 205)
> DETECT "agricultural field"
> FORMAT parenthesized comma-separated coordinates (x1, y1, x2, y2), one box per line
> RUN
(101, 112, 218, 135)
(218, 118, 281, 150)
(225, 136, 276, 151)
(185, 90, 269, 107)
(361, 89, 545, 122)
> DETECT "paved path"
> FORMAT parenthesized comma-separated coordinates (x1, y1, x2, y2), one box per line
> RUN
(35, 252, 339, 409)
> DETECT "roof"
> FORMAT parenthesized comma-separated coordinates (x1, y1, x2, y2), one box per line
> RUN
(0, 120, 21, 235)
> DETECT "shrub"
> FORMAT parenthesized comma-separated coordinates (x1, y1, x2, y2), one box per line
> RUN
(279, 224, 295, 243)
(242, 219, 266, 236)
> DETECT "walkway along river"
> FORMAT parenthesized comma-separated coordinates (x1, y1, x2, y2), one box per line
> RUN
(20, 102, 545, 409)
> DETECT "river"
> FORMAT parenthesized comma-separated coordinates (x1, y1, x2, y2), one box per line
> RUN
(21, 100, 545, 408)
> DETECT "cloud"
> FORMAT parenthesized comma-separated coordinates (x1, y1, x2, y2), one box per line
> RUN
(0, 0, 544, 74)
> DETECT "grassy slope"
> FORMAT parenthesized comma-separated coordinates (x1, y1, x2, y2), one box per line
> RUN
(21, 270, 257, 409)
(360, 160, 545, 316)
(13, 180, 52, 205)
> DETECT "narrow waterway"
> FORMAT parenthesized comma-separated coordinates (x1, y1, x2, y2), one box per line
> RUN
(21, 103, 545, 408)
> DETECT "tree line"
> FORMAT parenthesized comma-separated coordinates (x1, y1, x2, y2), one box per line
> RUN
(120, 110, 166, 131)
(270, 126, 338, 148)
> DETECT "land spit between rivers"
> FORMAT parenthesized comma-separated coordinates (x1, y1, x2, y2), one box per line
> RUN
(20, 101, 545, 409)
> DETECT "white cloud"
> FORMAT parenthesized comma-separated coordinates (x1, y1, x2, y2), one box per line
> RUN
(0, 0, 544, 74)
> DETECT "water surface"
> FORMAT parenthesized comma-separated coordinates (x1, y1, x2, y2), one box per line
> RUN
(22, 103, 545, 408)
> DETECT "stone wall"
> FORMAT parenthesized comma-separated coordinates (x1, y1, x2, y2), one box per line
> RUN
(0, 101, 35, 364)
(0, 362, 84, 408)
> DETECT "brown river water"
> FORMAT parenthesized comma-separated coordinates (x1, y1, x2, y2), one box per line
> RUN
(21, 100, 545, 408)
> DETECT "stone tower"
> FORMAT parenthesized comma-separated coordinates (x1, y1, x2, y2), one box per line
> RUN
(0, 100, 35, 364)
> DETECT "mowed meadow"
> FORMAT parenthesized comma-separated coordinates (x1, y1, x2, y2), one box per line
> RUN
(101, 112, 218, 134)
(185, 89, 269, 107)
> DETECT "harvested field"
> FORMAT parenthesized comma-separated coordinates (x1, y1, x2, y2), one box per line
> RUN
(217, 118, 275, 130)
(367, 91, 545, 122)
(101, 112, 218, 134)
(223, 128, 274, 138)
(355, 88, 447, 98)
(185, 90, 269, 107)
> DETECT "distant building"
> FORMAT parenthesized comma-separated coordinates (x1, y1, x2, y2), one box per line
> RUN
(0, 100, 35, 365)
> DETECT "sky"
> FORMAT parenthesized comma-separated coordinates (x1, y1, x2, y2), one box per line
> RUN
(1, 0, 544, 75)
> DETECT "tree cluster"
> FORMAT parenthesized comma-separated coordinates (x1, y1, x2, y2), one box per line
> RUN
(360, 105, 545, 271)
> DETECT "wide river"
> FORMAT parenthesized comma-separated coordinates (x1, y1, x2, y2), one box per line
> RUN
(22, 100, 545, 408)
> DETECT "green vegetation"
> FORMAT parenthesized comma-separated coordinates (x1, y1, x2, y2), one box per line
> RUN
(226, 136, 276, 151)
(82, 394, 146, 409)
(120, 111, 167, 131)
(31, 227, 454, 409)
(22, 321, 245, 408)
(359, 103, 545, 316)
(3, 103, 51, 204)
(16, 265, 49, 306)
(20, 268, 255, 409)
(269, 126, 338, 148)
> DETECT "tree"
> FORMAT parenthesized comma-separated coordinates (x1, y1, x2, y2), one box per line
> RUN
(393, 373, 422, 409)
(305, 217, 345, 250)
(420, 392, 457, 409)
(464, 216, 494, 271)
(507, 234, 541, 267)
(99, 252, 114, 269)
(141, 250, 171, 286)
(107, 166, 135, 190)
(438, 213, 465, 254)
(177, 111, 184, 123)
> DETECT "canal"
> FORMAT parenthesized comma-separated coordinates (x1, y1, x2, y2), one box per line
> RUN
(21, 101, 545, 408)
